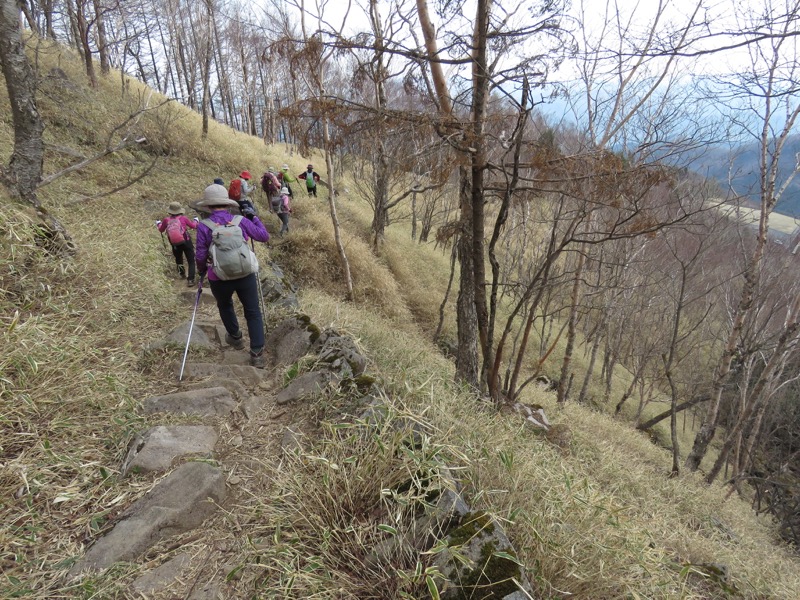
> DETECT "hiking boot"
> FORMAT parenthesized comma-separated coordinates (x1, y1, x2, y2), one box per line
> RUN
(250, 351, 266, 369)
(187, 279, 195, 287)
(225, 332, 245, 350)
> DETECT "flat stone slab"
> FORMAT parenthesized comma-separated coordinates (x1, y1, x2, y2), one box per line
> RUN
(71, 462, 226, 575)
(221, 349, 253, 366)
(143, 386, 236, 416)
(122, 426, 218, 474)
(176, 362, 267, 386)
(166, 322, 214, 349)
(181, 377, 249, 401)
(131, 552, 191, 595)
(276, 371, 336, 406)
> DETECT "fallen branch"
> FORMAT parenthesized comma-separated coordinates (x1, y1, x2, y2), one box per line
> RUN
(39, 137, 147, 187)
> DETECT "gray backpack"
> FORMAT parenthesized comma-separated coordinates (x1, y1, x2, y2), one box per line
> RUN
(202, 216, 258, 280)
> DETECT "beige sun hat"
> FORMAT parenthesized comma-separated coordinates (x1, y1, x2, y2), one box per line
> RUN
(167, 201, 185, 215)
(194, 184, 239, 210)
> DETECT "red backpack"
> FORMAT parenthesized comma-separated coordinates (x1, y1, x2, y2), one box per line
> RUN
(228, 179, 242, 201)
(165, 216, 187, 245)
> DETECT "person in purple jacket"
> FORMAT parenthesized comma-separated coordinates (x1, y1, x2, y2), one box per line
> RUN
(194, 184, 270, 368)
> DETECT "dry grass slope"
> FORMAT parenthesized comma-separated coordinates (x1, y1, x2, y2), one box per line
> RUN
(1, 39, 798, 598)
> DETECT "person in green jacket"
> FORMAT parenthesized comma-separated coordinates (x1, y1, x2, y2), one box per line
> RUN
(278, 164, 297, 197)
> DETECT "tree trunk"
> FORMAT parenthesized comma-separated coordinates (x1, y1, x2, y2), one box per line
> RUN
(558, 243, 587, 403)
(92, 0, 109, 74)
(0, 0, 44, 200)
(0, 0, 72, 250)
(470, 0, 492, 393)
(74, 0, 97, 87)
(200, 0, 213, 138)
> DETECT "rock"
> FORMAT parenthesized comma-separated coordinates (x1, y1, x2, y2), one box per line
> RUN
(181, 377, 249, 401)
(166, 321, 214, 350)
(221, 349, 253, 366)
(121, 426, 218, 474)
(259, 261, 297, 305)
(188, 582, 222, 600)
(70, 462, 226, 575)
(195, 321, 221, 341)
(367, 469, 470, 569)
(275, 371, 336, 406)
(281, 426, 304, 452)
(434, 512, 534, 600)
(265, 317, 314, 366)
(131, 553, 191, 595)
(147, 321, 214, 352)
(240, 395, 269, 419)
(177, 362, 267, 386)
(317, 335, 367, 377)
(143, 386, 237, 416)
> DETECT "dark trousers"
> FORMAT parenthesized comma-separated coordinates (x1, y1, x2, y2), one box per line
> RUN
(278, 212, 289, 234)
(208, 273, 264, 353)
(307, 185, 317, 197)
(172, 241, 195, 280)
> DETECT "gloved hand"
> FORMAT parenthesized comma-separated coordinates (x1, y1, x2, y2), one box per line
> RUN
(193, 217, 199, 222)
(242, 207, 256, 220)
(156, 220, 162, 226)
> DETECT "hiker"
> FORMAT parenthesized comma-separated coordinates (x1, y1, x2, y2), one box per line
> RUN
(298, 164, 320, 197)
(157, 201, 199, 286)
(260, 169, 281, 201)
(194, 184, 270, 368)
(229, 171, 257, 218)
(276, 186, 292, 236)
(277, 164, 296, 197)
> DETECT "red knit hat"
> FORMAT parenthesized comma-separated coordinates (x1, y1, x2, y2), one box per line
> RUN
(240, 170, 251, 179)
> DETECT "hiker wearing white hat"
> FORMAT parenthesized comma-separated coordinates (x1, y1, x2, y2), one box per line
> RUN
(278, 164, 296, 197)
(194, 184, 271, 368)
(276, 187, 292, 236)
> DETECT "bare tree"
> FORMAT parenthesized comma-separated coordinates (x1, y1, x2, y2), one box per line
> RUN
(685, 0, 800, 471)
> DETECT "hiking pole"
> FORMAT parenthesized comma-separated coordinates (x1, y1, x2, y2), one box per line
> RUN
(251, 238, 269, 340)
(179, 275, 204, 382)
(156, 221, 168, 252)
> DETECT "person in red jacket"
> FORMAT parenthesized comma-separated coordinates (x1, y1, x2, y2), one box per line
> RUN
(157, 201, 198, 285)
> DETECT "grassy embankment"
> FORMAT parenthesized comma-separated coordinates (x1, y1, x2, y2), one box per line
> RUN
(1, 40, 798, 598)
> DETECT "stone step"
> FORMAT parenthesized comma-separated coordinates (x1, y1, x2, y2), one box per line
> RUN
(70, 462, 226, 575)
(143, 386, 237, 416)
(176, 362, 267, 386)
(181, 377, 249, 401)
(121, 425, 218, 475)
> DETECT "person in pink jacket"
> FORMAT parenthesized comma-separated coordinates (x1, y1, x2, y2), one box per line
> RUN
(157, 201, 198, 285)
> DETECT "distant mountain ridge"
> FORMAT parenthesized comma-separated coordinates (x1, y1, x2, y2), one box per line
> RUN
(688, 135, 800, 217)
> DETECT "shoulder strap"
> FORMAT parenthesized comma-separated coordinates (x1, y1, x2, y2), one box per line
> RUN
(202, 218, 220, 230)
(231, 215, 243, 226)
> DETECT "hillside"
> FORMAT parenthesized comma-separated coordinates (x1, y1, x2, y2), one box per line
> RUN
(690, 136, 800, 219)
(2, 43, 800, 599)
